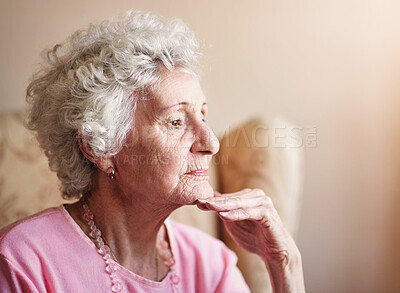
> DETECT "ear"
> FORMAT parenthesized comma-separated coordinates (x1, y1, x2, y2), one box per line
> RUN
(78, 138, 115, 174)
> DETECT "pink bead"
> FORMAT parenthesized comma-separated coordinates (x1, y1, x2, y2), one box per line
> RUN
(105, 263, 117, 274)
(105, 258, 113, 264)
(83, 212, 93, 222)
(160, 240, 169, 249)
(165, 257, 175, 267)
(90, 229, 101, 239)
(96, 237, 104, 246)
(99, 245, 111, 256)
(111, 281, 122, 292)
(170, 274, 180, 285)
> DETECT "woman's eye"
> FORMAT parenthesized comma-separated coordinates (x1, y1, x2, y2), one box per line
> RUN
(170, 119, 182, 128)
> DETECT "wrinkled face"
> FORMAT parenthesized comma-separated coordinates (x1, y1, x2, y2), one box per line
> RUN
(114, 70, 220, 206)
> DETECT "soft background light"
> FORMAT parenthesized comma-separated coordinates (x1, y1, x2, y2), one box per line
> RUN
(1, 0, 399, 292)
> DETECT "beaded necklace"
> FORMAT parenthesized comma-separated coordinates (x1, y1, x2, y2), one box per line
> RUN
(81, 197, 180, 292)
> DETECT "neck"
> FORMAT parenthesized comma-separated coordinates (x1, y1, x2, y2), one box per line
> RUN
(66, 173, 179, 280)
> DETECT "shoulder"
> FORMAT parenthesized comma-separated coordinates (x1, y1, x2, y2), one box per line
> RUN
(0, 206, 66, 258)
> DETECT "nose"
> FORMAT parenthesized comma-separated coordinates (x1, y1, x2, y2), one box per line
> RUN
(190, 121, 220, 155)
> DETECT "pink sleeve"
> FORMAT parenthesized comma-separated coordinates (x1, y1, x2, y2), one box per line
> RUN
(0, 255, 39, 293)
(215, 249, 250, 293)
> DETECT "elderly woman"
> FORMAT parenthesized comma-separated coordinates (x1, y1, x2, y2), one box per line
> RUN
(0, 11, 304, 293)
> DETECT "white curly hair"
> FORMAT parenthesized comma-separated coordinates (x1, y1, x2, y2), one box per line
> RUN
(26, 10, 201, 199)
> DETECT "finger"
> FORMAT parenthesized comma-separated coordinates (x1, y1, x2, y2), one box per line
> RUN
(208, 188, 264, 202)
(195, 200, 210, 211)
(218, 207, 271, 225)
(201, 192, 261, 206)
(210, 193, 261, 203)
(198, 195, 273, 212)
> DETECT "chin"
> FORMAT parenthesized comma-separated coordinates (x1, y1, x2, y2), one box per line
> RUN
(189, 182, 214, 203)
(174, 181, 213, 205)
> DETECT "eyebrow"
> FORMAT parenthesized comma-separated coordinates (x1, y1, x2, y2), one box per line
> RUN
(162, 102, 207, 111)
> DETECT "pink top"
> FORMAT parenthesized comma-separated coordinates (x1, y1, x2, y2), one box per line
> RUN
(0, 206, 250, 293)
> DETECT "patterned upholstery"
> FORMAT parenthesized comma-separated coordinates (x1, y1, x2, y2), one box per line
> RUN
(0, 112, 65, 227)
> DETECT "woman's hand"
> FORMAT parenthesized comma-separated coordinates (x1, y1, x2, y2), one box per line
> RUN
(196, 189, 305, 293)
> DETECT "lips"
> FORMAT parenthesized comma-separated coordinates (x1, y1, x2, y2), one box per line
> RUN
(185, 169, 208, 176)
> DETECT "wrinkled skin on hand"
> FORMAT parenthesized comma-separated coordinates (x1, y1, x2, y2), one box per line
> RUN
(196, 189, 298, 267)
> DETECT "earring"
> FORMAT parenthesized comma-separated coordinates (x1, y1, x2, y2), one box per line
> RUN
(108, 168, 115, 180)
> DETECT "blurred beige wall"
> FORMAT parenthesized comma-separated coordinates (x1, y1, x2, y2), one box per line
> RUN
(1, 0, 399, 292)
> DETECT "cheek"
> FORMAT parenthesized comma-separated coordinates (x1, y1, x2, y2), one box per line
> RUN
(131, 134, 189, 181)
(142, 131, 191, 173)
(154, 149, 190, 178)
